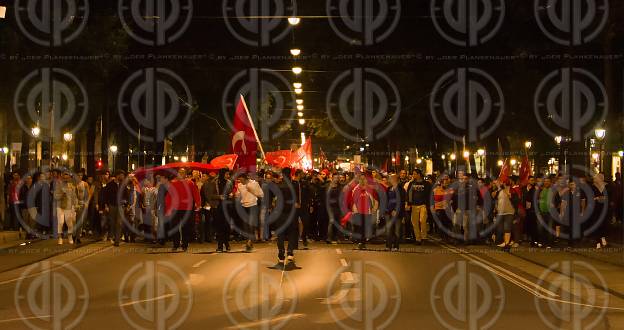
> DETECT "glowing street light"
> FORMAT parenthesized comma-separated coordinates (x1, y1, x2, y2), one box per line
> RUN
(297, 105, 304, 111)
(297, 112, 303, 117)
(292, 67, 302, 75)
(404, 156, 409, 162)
(592, 153, 599, 161)
(31, 126, 41, 138)
(61, 153, 68, 161)
(595, 127, 606, 140)
(288, 17, 300, 25)
(463, 150, 470, 159)
(416, 158, 422, 164)
(294, 88, 303, 94)
(296, 99, 304, 105)
(63, 132, 73, 142)
(450, 153, 456, 160)
(181, 156, 188, 163)
(110, 145, 118, 154)
(510, 159, 517, 166)
(1, 147, 8, 154)
(298, 118, 305, 125)
(477, 149, 485, 156)
(293, 82, 302, 89)
(290, 48, 301, 56)
(554, 136, 563, 145)
(524, 141, 532, 149)
(618, 150, 624, 157)
(441, 154, 446, 160)
(497, 160, 504, 166)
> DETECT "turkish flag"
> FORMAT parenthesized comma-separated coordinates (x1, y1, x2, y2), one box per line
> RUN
(518, 156, 531, 186)
(291, 138, 313, 170)
(210, 154, 238, 170)
(499, 158, 511, 184)
(266, 150, 293, 168)
(231, 95, 258, 172)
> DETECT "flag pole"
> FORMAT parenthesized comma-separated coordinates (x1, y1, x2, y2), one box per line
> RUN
(239, 95, 267, 161)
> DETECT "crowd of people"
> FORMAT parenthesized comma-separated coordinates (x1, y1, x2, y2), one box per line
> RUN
(3, 165, 623, 260)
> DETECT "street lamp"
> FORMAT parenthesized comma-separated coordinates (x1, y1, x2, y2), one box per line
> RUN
(290, 48, 301, 56)
(594, 128, 606, 140)
(554, 136, 562, 145)
(292, 67, 302, 75)
(298, 118, 305, 125)
(31, 126, 41, 138)
(1, 147, 7, 154)
(463, 150, 470, 159)
(619, 150, 624, 157)
(296, 99, 304, 105)
(450, 153, 456, 160)
(110, 145, 118, 171)
(497, 160, 504, 167)
(63, 132, 73, 142)
(297, 105, 304, 111)
(477, 149, 485, 156)
(288, 17, 300, 25)
(524, 141, 532, 149)
(294, 88, 303, 94)
(293, 82, 302, 89)
(297, 112, 303, 117)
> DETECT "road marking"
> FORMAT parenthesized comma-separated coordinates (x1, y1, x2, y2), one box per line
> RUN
(120, 293, 176, 307)
(335, 249, 342, 255)
(340, 258, 348, 267)
(0, 245, 113, 286)
(192, 260, 206, 268)
(340, 272, 356, 284)
(225, 313, 305, 329)
(0, 315, 51, 323)
(438, 241, 624, 311)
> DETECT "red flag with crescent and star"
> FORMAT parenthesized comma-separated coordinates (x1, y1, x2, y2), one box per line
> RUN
(231, 95, 258, 172)
(265, 150, 293, 168)
(210, 154, 238, 170)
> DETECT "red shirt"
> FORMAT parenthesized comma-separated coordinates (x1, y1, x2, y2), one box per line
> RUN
(352, 184, 378, 215)
(165, 179, 201, 215)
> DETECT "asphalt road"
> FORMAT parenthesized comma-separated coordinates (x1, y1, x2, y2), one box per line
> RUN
(0, 239, 623, 330)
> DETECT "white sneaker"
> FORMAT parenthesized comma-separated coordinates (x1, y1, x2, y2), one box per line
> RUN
(511, 242, 520, 248)
(596, 243, 602, 249)
(58, 238, 63, 245)
(68, 235, 74, 245)
(497, 242, 507, 248)
(287, 255, 295, 262)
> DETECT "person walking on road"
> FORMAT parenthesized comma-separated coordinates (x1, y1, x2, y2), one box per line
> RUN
(235, 172, 264, 252)
(54, 171, 79, 245)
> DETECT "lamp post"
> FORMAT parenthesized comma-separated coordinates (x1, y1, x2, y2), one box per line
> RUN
(477, 148, 485, 177)
(554, 136, 563, 173)
(110, 145, 118, 171)
(594, 127, 606, 172)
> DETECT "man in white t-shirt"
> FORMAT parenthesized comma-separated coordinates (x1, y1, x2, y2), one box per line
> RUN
(236, 173, 264, 252)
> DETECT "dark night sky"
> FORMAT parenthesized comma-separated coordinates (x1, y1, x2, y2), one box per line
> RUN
(0, 0, 622, 163)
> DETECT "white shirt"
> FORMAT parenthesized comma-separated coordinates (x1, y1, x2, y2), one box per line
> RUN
(236, 180, 264, 207)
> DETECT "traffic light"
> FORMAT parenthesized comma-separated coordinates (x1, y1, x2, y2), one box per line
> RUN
(96, 159, 103, 169)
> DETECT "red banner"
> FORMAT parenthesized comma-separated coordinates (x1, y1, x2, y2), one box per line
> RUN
(291, 138, 313, 170)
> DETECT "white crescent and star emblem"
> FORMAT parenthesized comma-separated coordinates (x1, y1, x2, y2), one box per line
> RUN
(232, 131, 247, 154)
